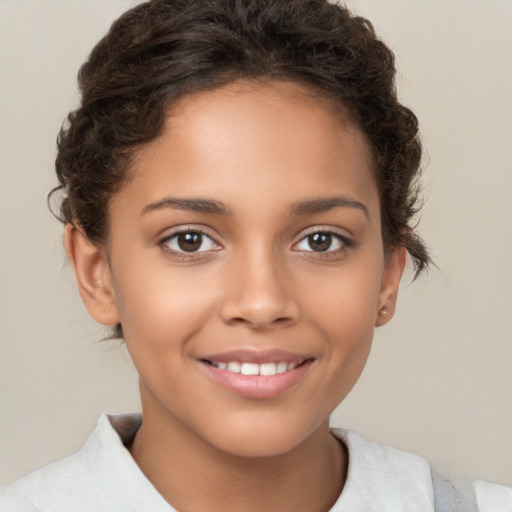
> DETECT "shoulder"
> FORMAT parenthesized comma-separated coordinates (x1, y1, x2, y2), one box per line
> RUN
(331, 428, 435, 511)
(473, 480, 512, 512)
(0, 413, 146, 512)
(0, 449, 93, 512)
(331, 428, 512, 512)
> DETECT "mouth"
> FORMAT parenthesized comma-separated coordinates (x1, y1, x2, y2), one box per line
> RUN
(198, 350, 314, 399)
(202, 360, 305, 376)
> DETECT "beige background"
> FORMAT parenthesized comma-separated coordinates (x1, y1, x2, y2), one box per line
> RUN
(1, 0, 511, 487)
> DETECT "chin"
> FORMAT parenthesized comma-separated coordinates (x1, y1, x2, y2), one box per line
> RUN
(213, 435, 302, 459)
(199, 414, 328, 459)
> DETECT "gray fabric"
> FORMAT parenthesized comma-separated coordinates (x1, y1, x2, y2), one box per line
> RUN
(432, 469, 478, 512)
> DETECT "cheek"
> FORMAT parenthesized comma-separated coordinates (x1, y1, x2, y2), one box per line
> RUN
(111, 261, 219, 354)
(303, 253, 383, 371)
(304, 256, 383, 330)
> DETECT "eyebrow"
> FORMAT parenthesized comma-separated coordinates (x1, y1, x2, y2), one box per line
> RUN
(140, 195, 369, 219)
(290, 196, 369, 219)
(140, 197, 231, 216)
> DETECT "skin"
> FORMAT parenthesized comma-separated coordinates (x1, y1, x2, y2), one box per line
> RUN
(65, 80, 406, 512)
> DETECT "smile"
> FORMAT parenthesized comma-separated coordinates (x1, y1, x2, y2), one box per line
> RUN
(207, 361, 300, 376)
(199, 350, 313, 399)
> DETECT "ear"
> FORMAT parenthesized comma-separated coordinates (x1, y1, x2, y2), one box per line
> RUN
(375, 245, 407, 327)
(64, 223, 120, 326)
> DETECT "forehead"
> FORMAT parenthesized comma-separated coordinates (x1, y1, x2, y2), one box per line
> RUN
(163, 80, 370, 166)
(119, 80, 379, 221)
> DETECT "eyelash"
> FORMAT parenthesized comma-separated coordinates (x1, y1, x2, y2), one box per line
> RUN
(292, 229, 354, 258)
(159, 228, 220, 258)
(158, 227, 354, 259)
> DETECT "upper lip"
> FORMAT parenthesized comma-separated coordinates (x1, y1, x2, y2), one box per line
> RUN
(199, 349, 313, 365)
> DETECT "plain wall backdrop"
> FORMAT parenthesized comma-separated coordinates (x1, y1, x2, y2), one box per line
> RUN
(1, 0, 511, 487)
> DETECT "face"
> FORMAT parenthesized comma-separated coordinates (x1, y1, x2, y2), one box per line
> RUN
(69, 80, 404, 458)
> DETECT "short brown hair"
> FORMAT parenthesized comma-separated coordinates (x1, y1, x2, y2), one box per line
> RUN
(52, 0, 429, 273)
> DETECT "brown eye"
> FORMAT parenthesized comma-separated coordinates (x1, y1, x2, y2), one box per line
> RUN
(177, 232, 203, 252)
(294, 230, 350, 254)
(162, 230, 219, 254)
(307, 233, 332, 252)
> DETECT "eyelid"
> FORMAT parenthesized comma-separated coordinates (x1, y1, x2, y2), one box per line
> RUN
(158, 225, 222, 255)
(292, 226, 354, 254)
(294, 226, 353, 243)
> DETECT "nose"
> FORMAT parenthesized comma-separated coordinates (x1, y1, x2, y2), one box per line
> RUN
(220, 247, 300, 330)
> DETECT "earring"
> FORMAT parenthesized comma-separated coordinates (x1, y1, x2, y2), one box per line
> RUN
(379, 308, 388, 317)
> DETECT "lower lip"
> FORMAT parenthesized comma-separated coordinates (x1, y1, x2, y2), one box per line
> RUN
(200, 360, 313, 399)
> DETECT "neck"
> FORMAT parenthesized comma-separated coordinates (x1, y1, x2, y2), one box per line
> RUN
(130, 388, 347, 512)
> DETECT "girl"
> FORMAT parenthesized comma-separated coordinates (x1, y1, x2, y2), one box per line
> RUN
(1, 1, 510, 510)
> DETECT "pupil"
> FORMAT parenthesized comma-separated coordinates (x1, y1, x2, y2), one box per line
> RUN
(309, 233, 331, 252)
(178, 232, 202, 252)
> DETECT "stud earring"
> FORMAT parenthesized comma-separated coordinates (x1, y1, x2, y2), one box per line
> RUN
(379, 308, 388, 317)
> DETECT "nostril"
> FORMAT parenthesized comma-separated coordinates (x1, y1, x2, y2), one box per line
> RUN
(227, 315, 293, 329)
(220, 282, 300, 329)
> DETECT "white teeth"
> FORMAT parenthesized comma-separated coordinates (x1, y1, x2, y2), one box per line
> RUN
(276, 362, 288, 374)
(211, 360, 301, 375)
(259, 363, 277, 376)
(226, 361, 241, 373)
(240, 363, 260, 375)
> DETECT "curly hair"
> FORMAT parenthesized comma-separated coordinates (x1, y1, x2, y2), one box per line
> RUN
(52, 0, 430, 299)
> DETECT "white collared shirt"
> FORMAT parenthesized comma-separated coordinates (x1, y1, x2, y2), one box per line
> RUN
(1, 413, 510, 511)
